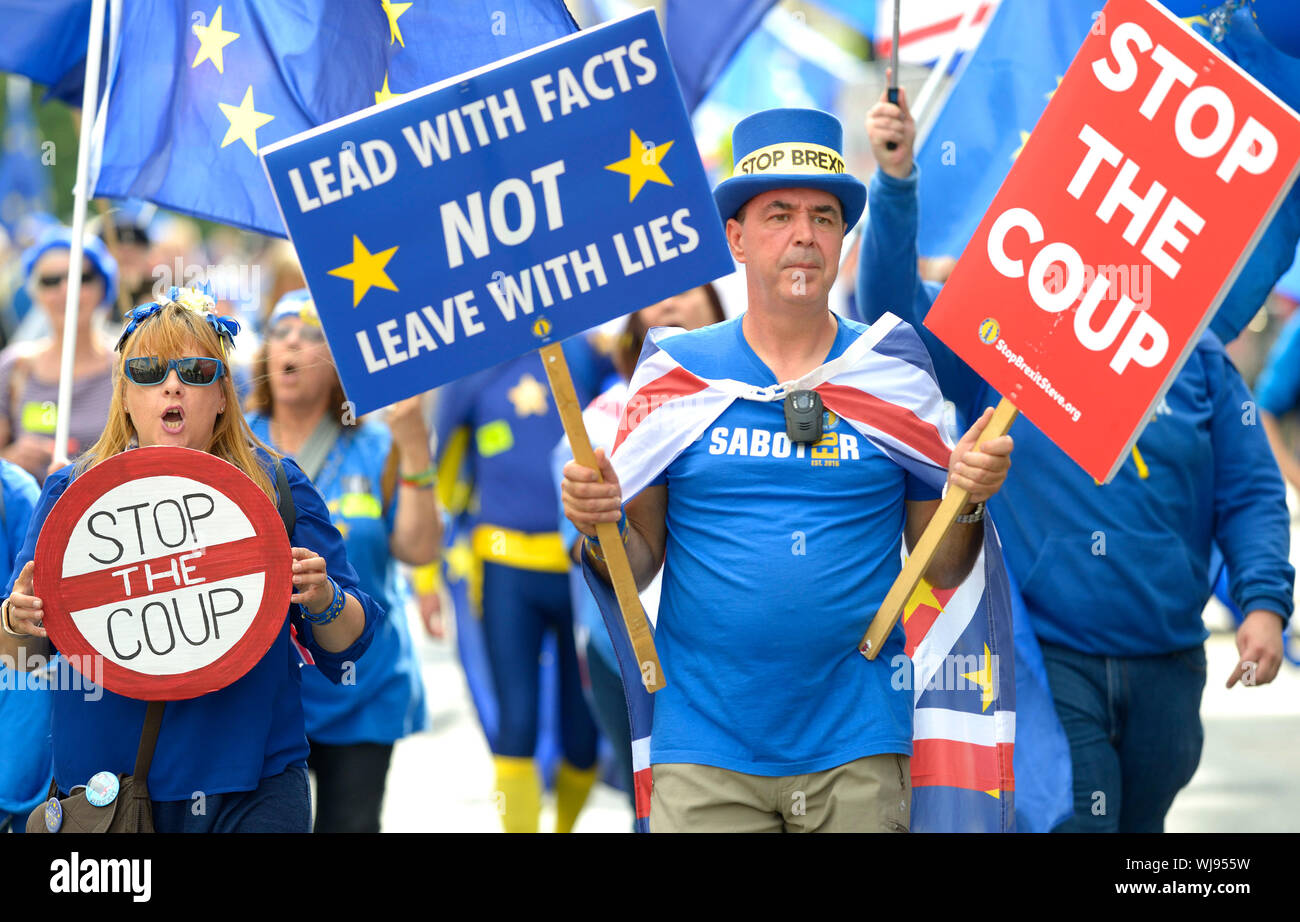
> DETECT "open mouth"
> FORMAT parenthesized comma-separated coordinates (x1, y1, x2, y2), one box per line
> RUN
(161, 406, 185, 433)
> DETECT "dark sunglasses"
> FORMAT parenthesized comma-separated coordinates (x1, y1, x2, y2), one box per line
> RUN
(124, 356, 226, 387)
(267, 322, 326, 344)
(36, 271, 98, 288)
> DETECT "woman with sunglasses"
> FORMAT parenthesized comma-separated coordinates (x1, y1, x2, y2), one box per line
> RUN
(0, 285, 383, 832)
(245, 289, 438, 833)
(0, 227, 119, 483)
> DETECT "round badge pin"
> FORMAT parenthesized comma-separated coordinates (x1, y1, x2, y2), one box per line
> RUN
(86, 771, 119, 807)
(44, 797, 63, 832)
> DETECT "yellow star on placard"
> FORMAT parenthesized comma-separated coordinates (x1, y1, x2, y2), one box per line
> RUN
(218, 86, 274, 154)
(382, 0, 413, 46)
(192, 5, 239, 73)
(1010, 130, 1031, 162)
(903, 579, 942, 624)
(508, 374, 549, 417)
(605, 130, 675, 202)
(328, 235, 399, 306)
(961, 643, 996, 713)
(375, 73, 402, 105)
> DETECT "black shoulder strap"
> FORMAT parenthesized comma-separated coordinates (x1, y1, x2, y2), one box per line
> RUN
(273, 457, 296, 537)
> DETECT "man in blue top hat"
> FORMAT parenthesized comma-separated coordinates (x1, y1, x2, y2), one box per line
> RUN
(561, 108, 1016, 832)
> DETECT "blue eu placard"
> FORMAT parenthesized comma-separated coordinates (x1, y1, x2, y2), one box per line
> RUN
(261, 9, 733, 415)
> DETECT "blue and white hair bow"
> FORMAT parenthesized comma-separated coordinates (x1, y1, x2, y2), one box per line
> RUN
(115, 281, 241, 353)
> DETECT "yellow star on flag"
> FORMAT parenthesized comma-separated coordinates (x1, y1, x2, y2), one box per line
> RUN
(446, 538, 475, 583)
(1010, 130, 1031, 162)
(1045, 75, 1063, 102)
(382, 0, 413, 46)
(218, 86, 275, 154)
(903, 578, 942, 624)
(329, 235, 399, 306)
(508, 374, 549, 417)
(1182, 15, 1210, 27)
(192, 5, 239, 73)
(375, 73, 402, 105)
(605, 130, 675, 202)
(961, 643, 997, 713)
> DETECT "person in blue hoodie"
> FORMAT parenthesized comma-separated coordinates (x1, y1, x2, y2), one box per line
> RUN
(857, 88, 1294, 833)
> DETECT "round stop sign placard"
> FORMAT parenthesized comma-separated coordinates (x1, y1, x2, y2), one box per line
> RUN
(35, 447, 293, 700)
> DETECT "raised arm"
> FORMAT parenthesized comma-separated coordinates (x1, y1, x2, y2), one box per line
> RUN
(859, 86, 990, 427)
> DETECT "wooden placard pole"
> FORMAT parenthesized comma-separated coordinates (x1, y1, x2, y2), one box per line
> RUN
(859, 397, 1019, 660)
(539, 343, 665, 693)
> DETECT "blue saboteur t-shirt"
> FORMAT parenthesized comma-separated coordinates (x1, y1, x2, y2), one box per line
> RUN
(646, 315, 939, 776)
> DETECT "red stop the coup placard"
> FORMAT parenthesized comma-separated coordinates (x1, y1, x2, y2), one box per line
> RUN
(34, 447, 292, 701)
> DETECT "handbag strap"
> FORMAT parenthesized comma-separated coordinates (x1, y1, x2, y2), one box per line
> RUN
(131, 701, 166, 789)
(294, 414, 342, 481)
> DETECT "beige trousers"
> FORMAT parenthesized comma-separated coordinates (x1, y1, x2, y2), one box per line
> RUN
(650, 753, 911, 833)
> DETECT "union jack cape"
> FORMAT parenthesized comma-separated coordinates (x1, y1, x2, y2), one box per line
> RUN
(581, 312, 1018, 832)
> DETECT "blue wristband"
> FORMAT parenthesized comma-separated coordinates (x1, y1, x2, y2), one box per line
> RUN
(300, 576, 345, 626)
(587, 508, 628, 547)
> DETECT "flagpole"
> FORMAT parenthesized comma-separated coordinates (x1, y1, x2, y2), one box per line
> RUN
(538, 343, 666, 693)
(913, 0, 999, 141)
(53, 0, 109, 468)
(859, 397, 1018, 659)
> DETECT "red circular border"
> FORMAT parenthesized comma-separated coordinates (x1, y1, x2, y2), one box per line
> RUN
(34, 447, 292, 701)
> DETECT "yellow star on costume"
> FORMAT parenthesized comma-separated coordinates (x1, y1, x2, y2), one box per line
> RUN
(192, 5, 239, 73)
(218, 86, 275, 154)
(375, 73, 402, 105)
(984, 789, 1001, 799)
(508, 374, 549, 417)
(446, 538, 475, 583)
(382, 0, 413, 46)
(961, 643, 996, 713)
(1010, 130, 1031, 162)
(605, 130, 675, 202)
(328, 235, 399, 306)
(903, 579, 942, 624)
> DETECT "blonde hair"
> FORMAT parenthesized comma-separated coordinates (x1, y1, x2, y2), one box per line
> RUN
(76, 302, 277, 500)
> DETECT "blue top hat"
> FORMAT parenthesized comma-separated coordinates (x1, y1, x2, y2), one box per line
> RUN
(713, 108, 866, 233)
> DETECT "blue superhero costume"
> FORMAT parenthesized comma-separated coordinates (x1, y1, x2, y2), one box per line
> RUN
(434, 335, 610, 833)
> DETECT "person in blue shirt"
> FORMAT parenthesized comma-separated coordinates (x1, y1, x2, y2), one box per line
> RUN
(0, 459, 42, 832)
(435, 338, 610, 833)
(246, 289, 437, 833)
(0, 285, 382, 833)
(856, 88, 1294, 832)
(561, 108, 1014, 833)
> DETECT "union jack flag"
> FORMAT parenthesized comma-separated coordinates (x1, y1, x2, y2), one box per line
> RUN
(581, 313, 1017, 832)
(874, 0, 996, 67)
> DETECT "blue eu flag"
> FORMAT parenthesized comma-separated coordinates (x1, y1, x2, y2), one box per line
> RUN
(92, 1, 577, 236)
